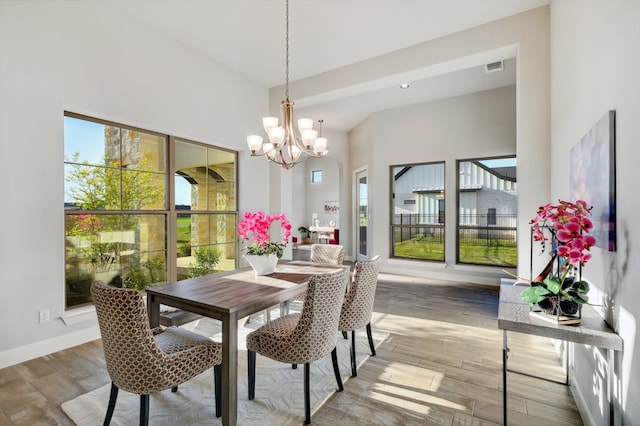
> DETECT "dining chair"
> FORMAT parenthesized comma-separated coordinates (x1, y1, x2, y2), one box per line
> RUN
(310, 243, 345, 265)
(91, 281, 223, 425)
(246, 267, 349, 425)
(284, 243, 346, 315)
(338, 255, 380, 377)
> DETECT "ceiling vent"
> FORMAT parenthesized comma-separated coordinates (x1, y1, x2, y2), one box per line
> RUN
(485, 60, 504, 73)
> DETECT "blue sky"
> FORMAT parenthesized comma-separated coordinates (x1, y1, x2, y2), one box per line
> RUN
(64, 116, 192, 206)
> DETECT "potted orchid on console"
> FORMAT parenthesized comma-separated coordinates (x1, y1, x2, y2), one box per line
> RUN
(237, 211, 292, 275)
(521, 199, 597, 318)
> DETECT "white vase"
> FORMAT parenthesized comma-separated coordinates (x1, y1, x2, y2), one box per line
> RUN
(244, 253, 278, 276)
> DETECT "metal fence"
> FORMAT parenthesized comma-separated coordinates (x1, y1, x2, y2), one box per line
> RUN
(393, 213, 517, 244)
(392, 214, 443, 242)
(458, 214, 517, 243)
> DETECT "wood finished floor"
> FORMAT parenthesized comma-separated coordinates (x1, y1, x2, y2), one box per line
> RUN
(0, 272, 582, 425)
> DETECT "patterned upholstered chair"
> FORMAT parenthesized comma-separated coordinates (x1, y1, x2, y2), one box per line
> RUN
(338, 255, 380, 377)
(285, 243, 346, 314)
(91, 281, 223, 425)
(310, 243, 345, 265)
(246, 267, 350, 424)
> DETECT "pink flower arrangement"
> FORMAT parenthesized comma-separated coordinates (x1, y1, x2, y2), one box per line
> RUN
(237, 211, 292, 258)
(520, 200, 597, 309)
(530, 199, 596, 266)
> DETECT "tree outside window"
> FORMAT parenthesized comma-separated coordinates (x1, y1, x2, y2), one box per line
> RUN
(64, 114, 238, 309)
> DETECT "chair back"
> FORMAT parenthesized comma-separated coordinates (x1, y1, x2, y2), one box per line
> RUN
(91, 281, 167, 394)
(339, 257, 380, 331)
(291, 267, 350, 362)
(310, 244, 345, 265)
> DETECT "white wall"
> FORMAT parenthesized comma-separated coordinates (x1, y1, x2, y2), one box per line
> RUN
(287, 6, 550, 282)
(550, 1, 640, 423)
(0, 1, 269, 367)
(279, 130, 350, 258)
(350, 87, 517, 282)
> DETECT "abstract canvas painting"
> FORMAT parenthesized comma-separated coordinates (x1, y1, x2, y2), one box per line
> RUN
(570, 110, 616, 251)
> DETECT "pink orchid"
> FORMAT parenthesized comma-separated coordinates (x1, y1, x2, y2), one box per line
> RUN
(237, 211, 292, 258)
(530, 199, 596, 268)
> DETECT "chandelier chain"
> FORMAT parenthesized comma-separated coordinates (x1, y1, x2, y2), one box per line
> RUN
(245, 0, 328, 169)
(285, 0, 290, 100)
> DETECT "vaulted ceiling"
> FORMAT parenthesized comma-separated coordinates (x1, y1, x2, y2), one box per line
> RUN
(110, 0, 549, 132)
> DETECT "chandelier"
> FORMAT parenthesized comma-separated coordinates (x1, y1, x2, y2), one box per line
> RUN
(246, 0, 328, 170)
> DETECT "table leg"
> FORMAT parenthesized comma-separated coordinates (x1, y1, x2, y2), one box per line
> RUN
(608, 348, 614, 425)
(147, 294, 160, 328)
(503, 330, 508, 426)
(221, 312, 238, 426)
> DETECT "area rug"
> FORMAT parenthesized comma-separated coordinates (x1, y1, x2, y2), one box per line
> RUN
(62, 312, 386, 425)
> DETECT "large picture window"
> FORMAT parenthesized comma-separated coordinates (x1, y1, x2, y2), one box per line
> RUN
(390, 162, 445, 261)
(457, 157, 517, 266)
(174, 139, 238, 281)
(64, 113, 238, 309)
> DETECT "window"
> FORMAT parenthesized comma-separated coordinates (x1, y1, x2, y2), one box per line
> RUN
(311, 170, 323, 183)
(487, 208, 497, 225)
(174, 139, 238, 281)
(438, 199, 445, 224)
(457, 157, 517, 266)
(64, 113, 238, 309)
(390, 162, 445, 261)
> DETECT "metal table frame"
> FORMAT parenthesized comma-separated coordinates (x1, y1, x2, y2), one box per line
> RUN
(498, 284, 622, 425)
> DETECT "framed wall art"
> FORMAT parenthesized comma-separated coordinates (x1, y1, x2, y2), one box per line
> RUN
(569, 110, 616, 251)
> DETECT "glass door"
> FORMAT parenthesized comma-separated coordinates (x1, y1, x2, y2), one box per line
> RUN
(355, 169, 368, 261)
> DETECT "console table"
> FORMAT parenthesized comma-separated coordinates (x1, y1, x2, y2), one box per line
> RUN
(309, 225, 335, 244)
(498, 283, 622, 425)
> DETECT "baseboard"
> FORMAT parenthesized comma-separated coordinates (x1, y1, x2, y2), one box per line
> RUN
(570, 376, 597, 426)
(0, 326, 101, 369)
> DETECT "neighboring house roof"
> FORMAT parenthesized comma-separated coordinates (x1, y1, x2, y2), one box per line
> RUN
(473, 161, 516, 182)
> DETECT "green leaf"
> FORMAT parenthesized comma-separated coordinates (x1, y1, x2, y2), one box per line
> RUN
(521, 286, 550, 304)
(572, 293, 589, 304)
(574, 280, 590, 294)
(543, 277, 561, 294)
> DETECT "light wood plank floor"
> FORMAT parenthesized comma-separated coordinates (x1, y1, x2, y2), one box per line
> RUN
(0, 273, 582, 425)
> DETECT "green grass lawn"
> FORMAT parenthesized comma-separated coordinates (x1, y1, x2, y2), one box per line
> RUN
(177, 216, 191, 244)
(394, 237, 517, 266)
(458, 241, 517, 266)
(394, 238, 444, 261)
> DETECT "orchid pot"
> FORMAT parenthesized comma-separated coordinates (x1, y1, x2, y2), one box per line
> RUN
(244, 253, 279, 276)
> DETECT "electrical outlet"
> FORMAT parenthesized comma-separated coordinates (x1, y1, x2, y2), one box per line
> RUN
(39, 309, 50, 323)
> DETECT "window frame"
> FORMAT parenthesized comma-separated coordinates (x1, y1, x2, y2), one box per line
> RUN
(311, 169, 323, 183)
(455, 155, 517, 267)
(64, 112, 239, 310)
(389, 161, 446, 262)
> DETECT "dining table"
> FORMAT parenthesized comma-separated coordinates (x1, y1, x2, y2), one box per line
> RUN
(146, 260, 348, 426)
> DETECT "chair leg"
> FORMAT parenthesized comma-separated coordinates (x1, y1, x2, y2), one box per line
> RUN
(292, 363, 297, 369)
(248, 350, 256, 400)
(103, 382, 118, 426)
(304, 363, 311, 424)
(350, 330, 357, 377)
(342, 330, 348, 339)
(214, 364, 222, 417)
(139, 394, 149, 426)
(331, 347, 344, 392)
(171, 385, 178, 392)
(366, 322, 376, 356)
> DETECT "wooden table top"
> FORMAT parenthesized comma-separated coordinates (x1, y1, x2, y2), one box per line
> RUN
(146, 261, 348, 319)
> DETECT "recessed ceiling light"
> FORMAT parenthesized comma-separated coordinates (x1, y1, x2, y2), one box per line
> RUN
(399, 83, 410, 89)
